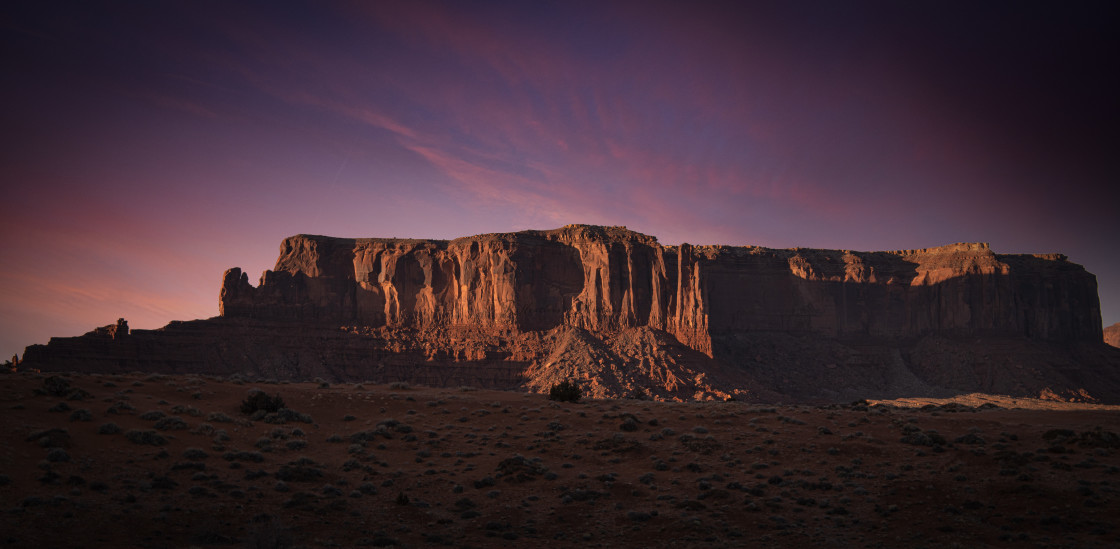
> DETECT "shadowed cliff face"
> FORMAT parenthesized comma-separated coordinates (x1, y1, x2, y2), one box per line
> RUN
(695, 244, 1102, 344)
(220, 227, 1103, 351)
(22, 225, 1120, 403)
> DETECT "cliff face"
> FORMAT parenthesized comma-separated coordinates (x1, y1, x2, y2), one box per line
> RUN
(21, 225, 1119, 403)
(220, 226, 1103, 349)
(220, 226, 689, 340)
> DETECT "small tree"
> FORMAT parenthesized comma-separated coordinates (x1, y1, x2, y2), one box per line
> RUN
(240, 391, 285, 415)
(548, 380, 582, 403)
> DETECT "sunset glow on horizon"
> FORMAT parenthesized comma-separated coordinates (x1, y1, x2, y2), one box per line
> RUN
(2, 1, 1118, 358)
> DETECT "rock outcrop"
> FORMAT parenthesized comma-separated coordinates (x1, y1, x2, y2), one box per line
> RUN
(19, 225, 1120, 403)
(1106, 322, 1120, 348)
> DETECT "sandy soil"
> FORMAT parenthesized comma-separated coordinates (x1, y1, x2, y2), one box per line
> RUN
(2, 371, 1119, 548)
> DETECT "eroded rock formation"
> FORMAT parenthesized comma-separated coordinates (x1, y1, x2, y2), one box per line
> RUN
(1106, 322, 1120, 348)
(20, 225, 1120, 403)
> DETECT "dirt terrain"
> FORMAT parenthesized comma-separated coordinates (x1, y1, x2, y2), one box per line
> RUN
(2, 371, 1119, 548)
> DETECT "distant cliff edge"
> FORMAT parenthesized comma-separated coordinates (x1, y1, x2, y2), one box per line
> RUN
(1106, 323, 1120, 349)
(20, 225, 1120, 403)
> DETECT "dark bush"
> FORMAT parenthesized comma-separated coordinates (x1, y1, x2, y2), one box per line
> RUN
(154, 416, 189, 431)
(548, 380, 582, 403)
(41, 376, 71, 396)
(183, 448, 209, 460)
(26, 428, 71, 448)
(126, 429, 168, 446)
(106, 401, 136, 415)
(223, 451, 265, 463)
(139, 410, 166, 421)
(241, 391, 286, 415)
(46, 448, 70, 462)
(261, 408, 312, 424)
(69, 409, 93, 422)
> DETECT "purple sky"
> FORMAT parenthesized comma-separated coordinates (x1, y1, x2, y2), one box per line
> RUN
(3, 1, 1118, 359)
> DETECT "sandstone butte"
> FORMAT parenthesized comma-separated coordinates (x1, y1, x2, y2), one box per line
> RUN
(19, 225, 1120, 403)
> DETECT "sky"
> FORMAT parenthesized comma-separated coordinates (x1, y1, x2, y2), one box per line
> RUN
(2, 1, 1118, 359)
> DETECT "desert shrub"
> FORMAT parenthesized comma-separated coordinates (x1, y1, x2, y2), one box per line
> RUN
(26, 428, 71, 448)
(98, 422, 122, 434)
(260, 408, 313, 424)
(67, 388, 91, 400)
(241, 391, 286, 415)
(548, 380, 582, 403)
(496, 455, 547, 482)
(172, 461, 206, 472)
(126, 429, 168, 446)
(46, 448, 70, 462)
(171, 404, 203, 417)
(223, 451, 265, 463)
(40, 376, 71, 397)
(275, 460, 324, 482)
(69, 409, 92, 422)
(155, 416, 189, 431)
(106, 401, 136, 415)
(139, 410, 166, 421)
(900, 429, 947, 447)
(183, 448, 209, 460)
(150, 475, 178, 491)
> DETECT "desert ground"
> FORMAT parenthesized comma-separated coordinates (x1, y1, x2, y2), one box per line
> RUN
(2, 371, 1118, 548)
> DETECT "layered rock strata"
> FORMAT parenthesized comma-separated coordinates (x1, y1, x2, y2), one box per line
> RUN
(220, 226, 1103, 347)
